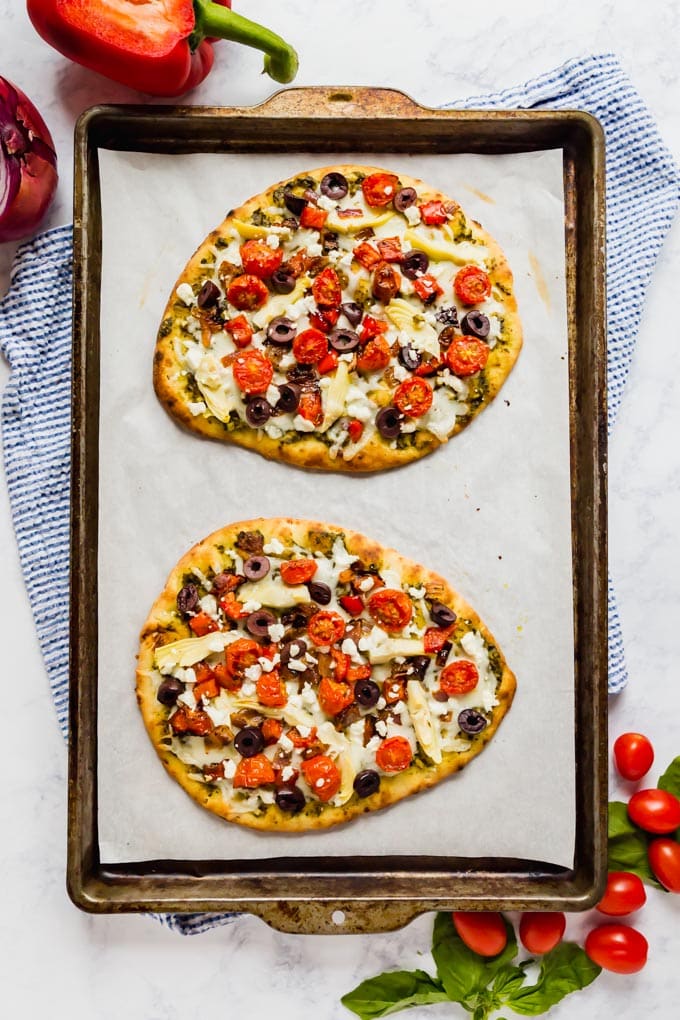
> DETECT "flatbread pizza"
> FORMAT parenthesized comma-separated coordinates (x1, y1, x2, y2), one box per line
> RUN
(136, 518, 516, 831)
(154, 165, 522, 472)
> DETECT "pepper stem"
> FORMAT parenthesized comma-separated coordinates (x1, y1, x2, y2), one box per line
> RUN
(193, 1, 299, 83)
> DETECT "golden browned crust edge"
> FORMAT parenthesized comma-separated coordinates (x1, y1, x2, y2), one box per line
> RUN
(153, 165, 523, 473)
(136, 517, 517, 832)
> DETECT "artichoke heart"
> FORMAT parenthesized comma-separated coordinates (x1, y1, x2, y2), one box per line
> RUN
(335, 751, 357, 806)
(320, 360, 351, 432)
(407, 680, 442, 763)
(251, 276, 310, 330)
(231, 219, 270, 240)
(155, 631, 239, 673)
(326, 210, 394, 235)
(385, 299, 439, 357)
(238, 577, 310, 608)
(282, 704, 317, 732)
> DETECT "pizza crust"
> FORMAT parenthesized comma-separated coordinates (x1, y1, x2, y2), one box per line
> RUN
(153, 166, 523, 473)
(136, 518, 517, 832)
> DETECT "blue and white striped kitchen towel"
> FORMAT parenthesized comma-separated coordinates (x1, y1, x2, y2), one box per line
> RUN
(1, 53, 679, 935)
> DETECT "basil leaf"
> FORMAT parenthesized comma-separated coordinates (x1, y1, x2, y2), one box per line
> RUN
(492, 964, 530, 998)
(658, 756, 680, 801)
(503, 942, 601, 1015)
(607, 801, 662, 886)
(432, 912, 517, 1004)
(340, 969, 449, 1019)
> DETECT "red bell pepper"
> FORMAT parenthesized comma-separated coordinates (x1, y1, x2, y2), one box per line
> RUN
(26, 0, 298, 96)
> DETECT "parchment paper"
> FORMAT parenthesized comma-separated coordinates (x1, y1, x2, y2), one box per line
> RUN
(96, 148, 574, 865)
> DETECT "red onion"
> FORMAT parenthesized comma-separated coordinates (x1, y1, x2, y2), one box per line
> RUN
(0, 77, 58, 242)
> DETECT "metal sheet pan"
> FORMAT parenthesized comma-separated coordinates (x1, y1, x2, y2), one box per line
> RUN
(68, 87, 607, 934)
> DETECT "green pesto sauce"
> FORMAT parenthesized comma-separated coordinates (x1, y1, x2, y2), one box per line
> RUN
(158, 317, 173, 338)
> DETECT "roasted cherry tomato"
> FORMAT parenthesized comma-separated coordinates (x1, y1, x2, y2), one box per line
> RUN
(368, 588, 413, 632)
(222, 638, 260, 688)
(239, 239, 283, 278)
(308, 610, 346, 646)
(357, 335, 391, 373)
(439, 660, 479, 697)
(419, 200, 449, 226)
(219, 593, 245, 621)
(347, 663, 371, 682)
(301, 755, 341, 801)
(297, 387, 324, 425)
(519, 912, 566, 954)
(359, 315, 389, 342)
(293, 327, 329, 364)
(596, 872, 647, 916)
(227, 273, 269, 311)
(288, 725, 318, 749)
(188, 611, 218, 636)
(194, 661, 215, 683)
(170, 706, 213, 736)
(340, 593, 364, 616)
(584, 924, 648, 974)
(445, 336, 489, 377)
(261, 718, 284, 745)
(648, 838, 680, 892)
(424, 626, 454, 654)
(279, 558, 318, 585)
(224, 314, 253, 349)
(233, 753, 276, 789)
(414, 355, 443, 377)
(256, 670, 287, 707)
(378, 236, 403, 262)
(312, 266, 342, 308)
(393, 377, 433, 417)
(454, 265, 492, 305)
(232, 349, 274, 394)
(194, 676, 219, 702)
(317, 350, 339, 375)
(318, 676, 355, 716)
(347, 418, 364, 442)
(300, 204, 328, 229)
(452, 912, 508, 957)
(372, 261, 401, 303)
(613, 733, 655, 781)
(628, 789, 680, 834)
(353, 241, 381, 269)
(331, 649, 350, 681)
(413, 273, 444, 303)
(362, 172, 400, 207)
(376, 735, 413, 772)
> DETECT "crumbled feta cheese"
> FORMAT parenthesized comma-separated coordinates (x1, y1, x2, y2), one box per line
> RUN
(408, 586, 426, 599)
(176, 690, 197, 711)
(241, 681, 256, 697)
(199, 595, 218, 617)
(176, 282, 195, 305)
(223, 759, 236, 779)
(183, 667, 197, 684)
(265, 233, 280, 249)
(341, 638, 361, 661)
(404, 205, 421, 226)
(315, 778, 325, 789)
(268, 622, 285, 642)
(358, 576, 374, 592)
(281, 765, 296, 782)
(185, 315, 202, 340)
(262, 537, 285, 556)
(317, 194, 336, 212)
(242, 600, 262, 614)
(297, 724, 312, 738)
(345, 400, 372, 422)
(339, 352, 354, 363)
(392, 363, 409, 382)
(265, 424, 283, 440)
(184, 344, 204, 373)
(293, 414, 316, 432)
(244, 664, 263, 683)
(301, 683, 317, 707)
(384, 185, 394, 196)
(366, 735, 381, 753)
(401, 422, 417, 433)
(287, 693, 304, 709)
(375, 720, 388, 737)
(187, 400, 207, 416)
(393, 700, 407, 715)
(307, 242, 323, 257)
(279, 733, 294, 752)
(287, 658, 307, 673)
(258, 656, 275, 673)
(376, 697, 387, 710)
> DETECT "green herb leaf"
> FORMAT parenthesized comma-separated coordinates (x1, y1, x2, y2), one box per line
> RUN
(492, 964, 530, 998)
(658, 756, 680, 800)
(340, 969, 449, 1019)
(503, 943, 601, 1015)
(431, 912, 517, 1005)
(607, 801, 662, 886)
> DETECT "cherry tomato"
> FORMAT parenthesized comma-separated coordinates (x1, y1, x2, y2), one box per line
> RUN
(297, 387, 323, 425)
(301, 755, 341, 801)
(519, 912, 566, 954)
(613, 732, 654, 781)
(628, 789, 680, 834)
(454, 265, 492, 305)
(368, 588, 413, 631)
(648, 838, 680, 892)
(362, 172, 400, 208)
(413, 273, 443, 303)
(377, 237, 403, 262)
(353, 241, 381, 269)
(300, 204, 327, 229)
(223, 637, 260, 688)
(393, 377, 433, 418)
(584, 924, 648, 974)
(239, 239, 283, 278)
(424, 626, 454, 654)
(347, 418, 364, 443)
(293, 327, 329, 364)
(596, 872, 647, 915)
(261, 718, 283, 745)
(372, 261, 401, 303)
(452, 912, 508, 957)
(279, 558, 318, 585)
(419, 200, 449, 226)
(256, 670, 287, 707)
(170, 705, 213, 736)
(188, 611, 218, 636)
(312, 266, 342, 308)
(194, 676, 219, 702)
(446, 336, 490, 376)
(439, 660, 479, 697)
(375, 736, 413, 772)
(347, 663, 372, 682)
(318, 677, 355, 716)
(317, 350, 339, 375)
(331, 649, 350, 681)
(357, 335, 391, 373)
(233, 753, 276, 789)
(359, 315, 389, 342)
(232, 349, 274, 394)
(308, 610, 346, 646)
(340, 593, 364, 616)
(224, 314, 253, 349)
(226, 273, 269, 310)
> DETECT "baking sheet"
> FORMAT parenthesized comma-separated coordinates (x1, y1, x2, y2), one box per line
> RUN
(96, 148, 574, 865)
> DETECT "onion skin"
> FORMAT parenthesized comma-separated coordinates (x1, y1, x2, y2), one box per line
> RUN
(0, 77, 58, 242)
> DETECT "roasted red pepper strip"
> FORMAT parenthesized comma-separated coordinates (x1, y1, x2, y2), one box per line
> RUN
(27, 0, 299, 97)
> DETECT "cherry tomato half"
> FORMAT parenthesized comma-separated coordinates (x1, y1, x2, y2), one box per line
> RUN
(439, 660, 479, 697)
(318, 677, 355, 717)
(648, 838, 680, 892)
(223, 637, 260, 687)
(312, 266, 342, 308)
(596, 872, 647, 916)
(226, 273, 269, 311)
(368, 588, 413, 632)
(394, 377, 433, 418)
(233, 753, 276, 789)
(307, 610, 346, 646)
(301, 755, 341, 801)
(419, 200, 449, 226)
(584, 924, 648, 974)
(446, 336, 490, 377)
(279, 558, 318, 585)
(357, 335, 391, 373)
(519, 912, 566, 955)
(362, 172, 400, 207)
(232, 349, 274, 394)
(256, 670, 287, 707)
(293, 327, 329, 364)
(297, 387, 323, 425)
(452, 912, 508, 957)
(454, 265, 492, 305)
(628, 788, 680, 834)
(613, 732, 654, 781)
(375, 736, 413, 773)
(239, 239, 283, 278)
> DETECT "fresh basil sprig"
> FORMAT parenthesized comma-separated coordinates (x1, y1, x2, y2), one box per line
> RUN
(341, 914, 600, 1020)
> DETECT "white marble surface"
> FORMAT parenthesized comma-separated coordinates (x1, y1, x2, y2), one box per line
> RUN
(1, 1, 679, 1017)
